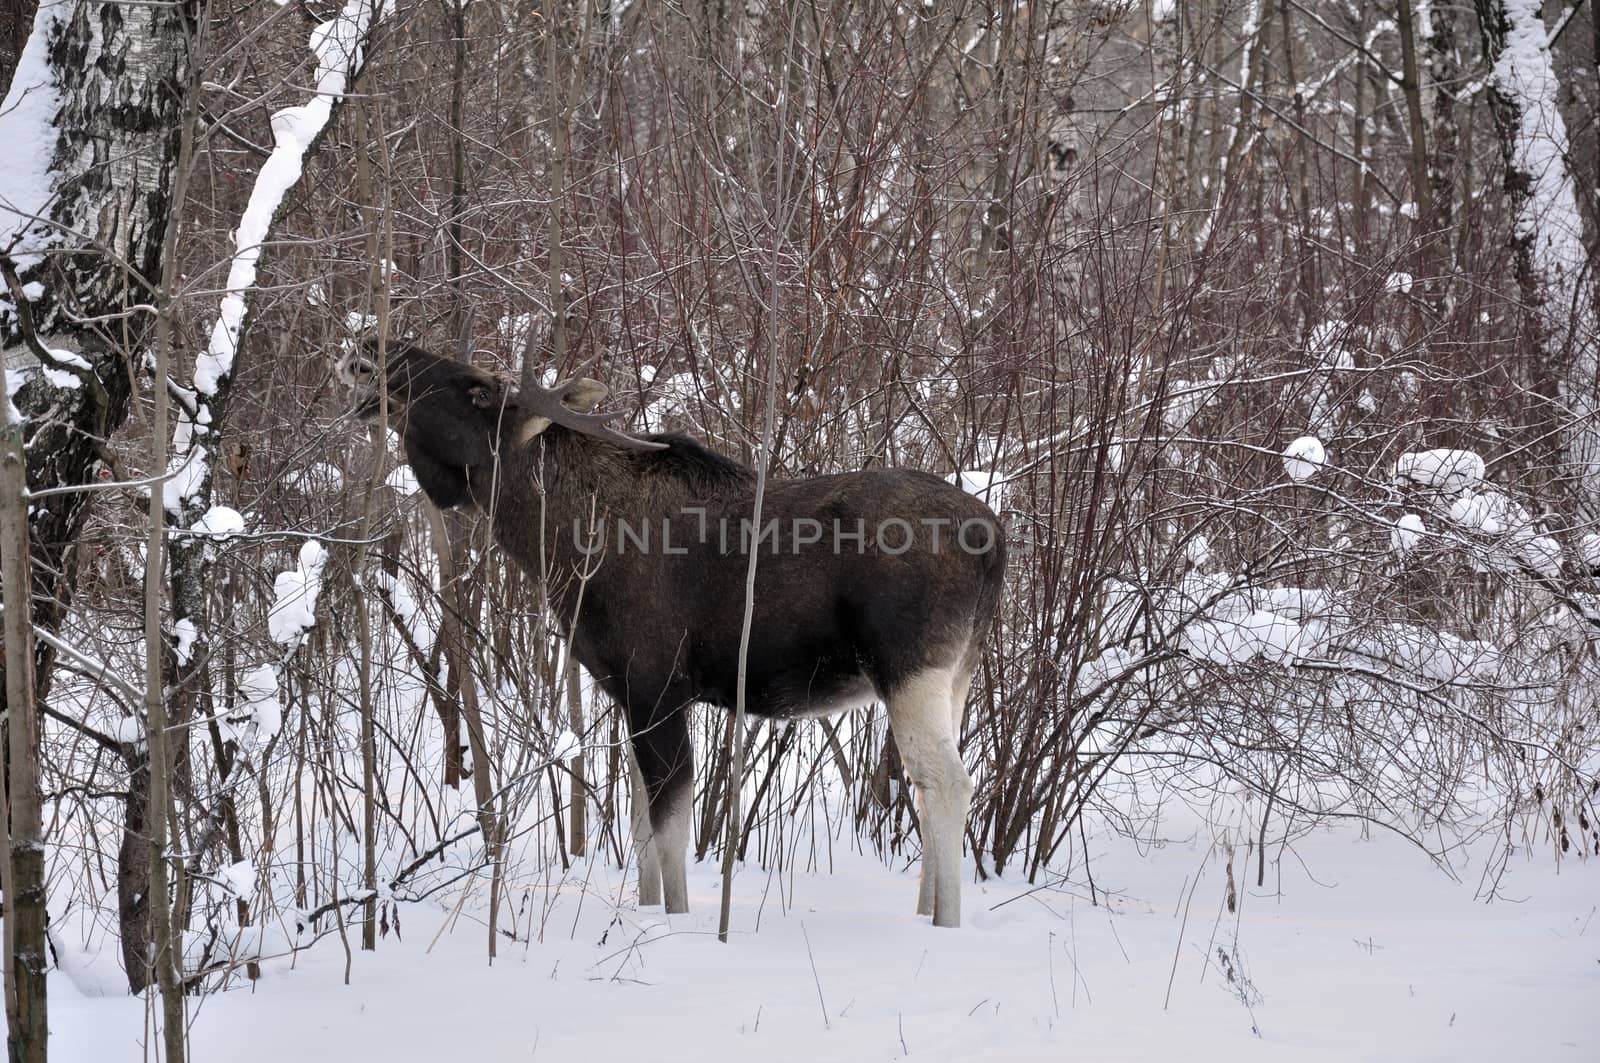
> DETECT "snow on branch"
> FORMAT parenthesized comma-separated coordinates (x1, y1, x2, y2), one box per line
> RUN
(194, 0, 387, 397)
(166, 0, 390, 517)
(268, 541, 327, 650)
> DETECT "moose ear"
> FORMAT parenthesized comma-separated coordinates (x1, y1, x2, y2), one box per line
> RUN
(516, 415, 553, 445)
(562, 378, 609, 413)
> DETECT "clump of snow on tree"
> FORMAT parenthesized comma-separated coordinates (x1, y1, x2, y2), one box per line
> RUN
(1180, 609, 1299, 665)
(231, 665, 283, 745)
(1394, 449, 1485, 492)
(1391, 513, 1425, 553)
(37, 347, 89, 390)
(1282, 435, 1326, 482)
(1580, 533, 1600, 571)
(162, 446, 209, 516)
(173, 618, 199, 664)
(1490, 0, 1600, 497)
(1345, 624, 1501, 683)
(192, 505, 245, 539)
(268, 542, 327, 647)
(6, 368, 28, 423)
(1384, 271, 1414, 293)
(1516, 535, 1563, 578)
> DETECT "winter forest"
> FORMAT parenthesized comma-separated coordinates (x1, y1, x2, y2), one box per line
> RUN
(0, 0, 1597, 1059)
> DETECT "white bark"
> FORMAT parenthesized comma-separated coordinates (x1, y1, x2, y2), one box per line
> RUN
(1490, 0, 1600, 506)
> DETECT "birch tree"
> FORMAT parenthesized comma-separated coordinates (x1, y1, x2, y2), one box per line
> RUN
(1481, 0, 1600, 511)
(1, 0, 202, 1053)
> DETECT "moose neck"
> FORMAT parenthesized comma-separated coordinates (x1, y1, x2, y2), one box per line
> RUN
(477, 422, 659, 617)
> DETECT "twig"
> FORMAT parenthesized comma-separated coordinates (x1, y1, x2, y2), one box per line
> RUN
(800, 922, 830, 1031)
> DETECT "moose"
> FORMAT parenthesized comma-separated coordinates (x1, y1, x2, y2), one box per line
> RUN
(337, 342, 1006, 928)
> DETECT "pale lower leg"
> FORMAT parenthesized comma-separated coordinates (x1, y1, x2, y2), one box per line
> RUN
(916, 787, 938, 917)
(628, 750, 662, 907)
(652, 793, 690, 914)
(890, 665, 974, 929)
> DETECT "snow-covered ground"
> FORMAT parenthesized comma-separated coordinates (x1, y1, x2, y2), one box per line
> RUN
(46, 814, 1597, 1062)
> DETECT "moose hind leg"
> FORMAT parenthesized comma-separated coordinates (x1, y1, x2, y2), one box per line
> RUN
(889, 664, 972, 928)
(627, 747, 662, 907)
(631, 707, 693, 915)
(915, 787, 938, 917)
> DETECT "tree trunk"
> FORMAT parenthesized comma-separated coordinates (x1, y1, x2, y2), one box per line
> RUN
(1, 377, 46, 1063)
(1, 0, 200, 1020)
(1480, 0, 1600, 511)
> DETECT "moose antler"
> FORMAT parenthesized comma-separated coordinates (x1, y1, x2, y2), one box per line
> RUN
(518, 355, 667, 452)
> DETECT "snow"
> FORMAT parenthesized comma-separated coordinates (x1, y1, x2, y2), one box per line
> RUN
(1075, 646, 1139, 697)
(1383, 271, 1414, 293)
(234, 664, 283, 744)
(1160, 380, 1217, 428)
(1517, 534, 1562, 578)
(1580, 533, 1600, 570)
(267, 542, 327, 647)
(5, 368, 26, 423)
(551, 728, 581, 762)
(1448, 493, 1499, 533)
(0, 1, 66, 268)
(41, 818, 1599, 1063)
(111, 717, 143, 748)
(1394, 449, 1485, 492)
(161, 449, 209, 516)
(39, 348, 85, 390)
(1306, 320, 1356, 371)
(216, 860, 258, 902)
(195, 0, 385, 398)
(192, 505, 245, 539)
(1281, 436, 1325, 482)
(1346, 624, 1501, 683)
(1390, 513, 1425, 554)
(946, 469, 1009, 510)
(1445, 490, 1530, 537)
(173, 618, 198, 664)
(1180, 610, 1299, 665)
(1184, 534, 1210, 567)
(384, 464, 420, 495)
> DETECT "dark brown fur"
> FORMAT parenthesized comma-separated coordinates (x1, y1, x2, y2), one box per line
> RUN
(347, 343, 1007, 912)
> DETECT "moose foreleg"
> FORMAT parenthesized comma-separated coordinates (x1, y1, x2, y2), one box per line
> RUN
(628, 749, 662, 907)
(654, 797, 690, 915)
(630, 707, 694, 915)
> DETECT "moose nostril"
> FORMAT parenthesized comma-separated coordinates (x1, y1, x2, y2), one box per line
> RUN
(335, 357, 376, 387)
